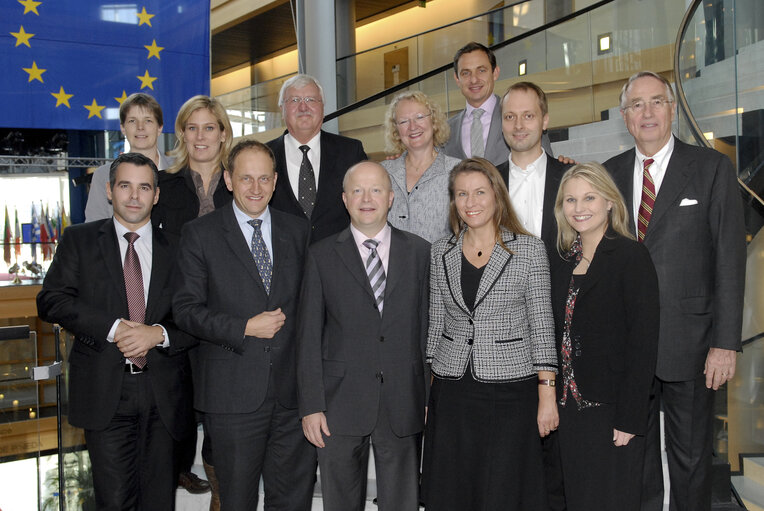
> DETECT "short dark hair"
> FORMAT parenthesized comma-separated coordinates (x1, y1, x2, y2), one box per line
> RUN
(109, 153, 159, 189)
(226, 138, 276, 174)
(502, 81, 549, 117)
(453, 42, 497, 74)
(119, 93, 163, 127)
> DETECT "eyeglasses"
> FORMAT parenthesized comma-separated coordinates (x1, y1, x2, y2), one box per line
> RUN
(622, 98, 673, 113)
(395, 113, 432, 128)
(284, 96, 322, 105)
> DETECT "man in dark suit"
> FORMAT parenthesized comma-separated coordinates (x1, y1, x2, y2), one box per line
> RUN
(267, 74, 367, 243)
(37, 153, 195, 510)
(496, 81, 567, 253)
(173, 139, 314, 510)
(444, 43, 554, 166)
(298, 161, 430, 510)
(604, 71, 746, 511)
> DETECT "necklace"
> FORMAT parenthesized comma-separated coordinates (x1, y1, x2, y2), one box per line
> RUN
(580, 255, 591, 267)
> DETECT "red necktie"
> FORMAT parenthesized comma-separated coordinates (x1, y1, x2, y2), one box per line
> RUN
(123, 232, 147, 368)
(637, 158, 656, 242)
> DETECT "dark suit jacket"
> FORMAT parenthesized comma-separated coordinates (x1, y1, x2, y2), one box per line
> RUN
(497, 151, 568, 253)
(36, 219, 195, 439)
(267, 130, 367, 243)
(173, 204, 309, 413)
(604, 137, 746, 381)
(151, 166, 232, 236)
(297, 226, 430, 437)
(550, 232, 659, 435)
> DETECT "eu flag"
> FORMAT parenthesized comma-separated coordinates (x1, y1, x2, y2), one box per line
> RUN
(0, 0, 210, 131)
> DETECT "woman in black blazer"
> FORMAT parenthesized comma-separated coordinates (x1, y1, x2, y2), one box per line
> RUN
(549, 162, 659, 510)
(151, 95, 233, 235)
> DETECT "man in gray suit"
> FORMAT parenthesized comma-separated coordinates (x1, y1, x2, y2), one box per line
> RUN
(604, 71, 745, 511)
(297, 161, 430, 511)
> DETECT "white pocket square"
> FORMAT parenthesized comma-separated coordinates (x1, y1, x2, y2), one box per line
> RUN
(679, 198, 698, 206)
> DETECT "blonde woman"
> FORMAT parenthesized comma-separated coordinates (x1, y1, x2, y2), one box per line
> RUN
(151, 95, 233, 235)
(381, 90, 460, 242)
(549, 162, 659, 510)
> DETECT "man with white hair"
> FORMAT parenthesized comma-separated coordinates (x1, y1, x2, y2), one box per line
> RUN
(267, 74, 367, 243)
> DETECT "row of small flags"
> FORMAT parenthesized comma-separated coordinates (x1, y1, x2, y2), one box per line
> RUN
(3, 202, 69, 265)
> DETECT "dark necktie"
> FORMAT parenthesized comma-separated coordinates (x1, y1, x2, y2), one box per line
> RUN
(248, 219, 272, 294)
(298, 145, 316, 218)
(363, 239, 386, 315)
(123, 232, 147, 368)
(637, 158, 656, 242)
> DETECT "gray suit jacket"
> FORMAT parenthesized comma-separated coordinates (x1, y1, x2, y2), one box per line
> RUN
(297, 226, 430, 437)
(604, 137, 745, 381)
(173, 204, 309, 413)
(443, 95, 508, 166)
(428, 228, 557, 382)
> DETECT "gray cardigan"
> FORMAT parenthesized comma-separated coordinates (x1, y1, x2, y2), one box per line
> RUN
(382, 150, 461, 243)
(428, 228, 557, 382)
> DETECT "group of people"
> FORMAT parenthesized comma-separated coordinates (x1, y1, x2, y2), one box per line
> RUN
(36, 40, 745, 511)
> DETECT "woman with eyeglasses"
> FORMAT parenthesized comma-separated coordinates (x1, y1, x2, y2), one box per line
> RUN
(549, 162, 659, 510)
(381, 90, 460, 242)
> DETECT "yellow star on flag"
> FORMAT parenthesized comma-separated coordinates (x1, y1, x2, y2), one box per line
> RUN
(84, 99, 106, 119)
(10, 26, 34, 47)
(23, 61, 46, 82)
(136, 7, 154, 26)
(144, 40, 164, 60)
(51, 86, 73, 108)
(18, 0, 42, 15)
(115, 90, 128, 104)
(136, 70, 157, 90)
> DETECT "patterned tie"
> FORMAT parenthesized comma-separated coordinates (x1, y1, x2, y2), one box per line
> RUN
(123, 232, 147, 369)
(298, 145, 317, 218)
(470, 108, 485, 158)
(363, 239, 386, 315)
(637, 158, 656, 242)
(248, 219, 272, 294)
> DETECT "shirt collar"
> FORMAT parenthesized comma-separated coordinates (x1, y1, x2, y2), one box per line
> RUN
(232, 200, 271, 230)
(465, 94, 497, 118)
(113, 217, 153, 240)
(635, 136, 674, 170)
(349, 222, 391, 250)
(509, 150, 547, 176)
(285, 131, 321, 153)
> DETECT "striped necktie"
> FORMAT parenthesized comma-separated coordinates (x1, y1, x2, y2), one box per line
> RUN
(470, 108, 485, 158)
(637, 158, 656, 242)
(363, 239, 385, 315)
(123, 232, 147, 369)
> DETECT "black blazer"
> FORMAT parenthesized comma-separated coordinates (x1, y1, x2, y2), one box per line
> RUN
(267, 130, 367, 243)
(152, 166, 232, 236)
(604, 138, 746, 381)
(36, 219, 196, 439)
(550, 232, 659, 435)
(297, 226, 430, 437)
(173, 204, 309, 413)
(497, 152, 569, 254)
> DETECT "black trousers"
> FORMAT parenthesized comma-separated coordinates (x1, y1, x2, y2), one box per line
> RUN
(641, 374, 714, 511)
(204, 372, 316, 511)
(84, 371, 176, 511)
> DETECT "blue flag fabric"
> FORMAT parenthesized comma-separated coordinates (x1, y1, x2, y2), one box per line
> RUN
(0, 0, 210, 131)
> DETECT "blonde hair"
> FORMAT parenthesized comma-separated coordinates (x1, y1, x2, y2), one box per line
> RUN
(168, 95, 233, 174)
(448, 158, 530, 253)
(383, 90, 450, 154)
(554, 161, 633, 255)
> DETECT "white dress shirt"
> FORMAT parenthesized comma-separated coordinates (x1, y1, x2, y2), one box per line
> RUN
(232, 201, 274, 259)
(461, 95, 497, 158)
(632, 137, 675, 234)
(107, 218, 169, 349)
(507, 150, 547, 238)
(349, 223, 391, 275)
(284, 132, 322, 200)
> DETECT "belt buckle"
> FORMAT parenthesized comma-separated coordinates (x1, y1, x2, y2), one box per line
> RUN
(127, 362, 144, 374)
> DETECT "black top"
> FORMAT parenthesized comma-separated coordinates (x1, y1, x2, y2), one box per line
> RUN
(460, 253, 486, 312)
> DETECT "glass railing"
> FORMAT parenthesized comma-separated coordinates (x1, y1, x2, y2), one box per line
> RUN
(675, 0, 764, 477)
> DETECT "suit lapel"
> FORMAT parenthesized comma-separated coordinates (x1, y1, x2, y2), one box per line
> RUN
(335, 228, 376, 301)
(221, 205, 269, 295)
(274, 134, 305, 216)
(146, 226, 171, 321)
(98, 219, 128, 313)
(485, 97, 507, 162)
(575, 235, 616, 300)
(542, 155, 564, 247)
(384, 227, 405, 298)
(442, 234, 470, 315)
(472, 230, 514, 311)
(647, 138, 693, 236)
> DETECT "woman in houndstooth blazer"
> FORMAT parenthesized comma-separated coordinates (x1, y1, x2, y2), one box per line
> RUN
(421, 158, 558, 511)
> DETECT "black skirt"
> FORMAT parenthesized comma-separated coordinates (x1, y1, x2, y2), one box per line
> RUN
(421, 369, 548, 511)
